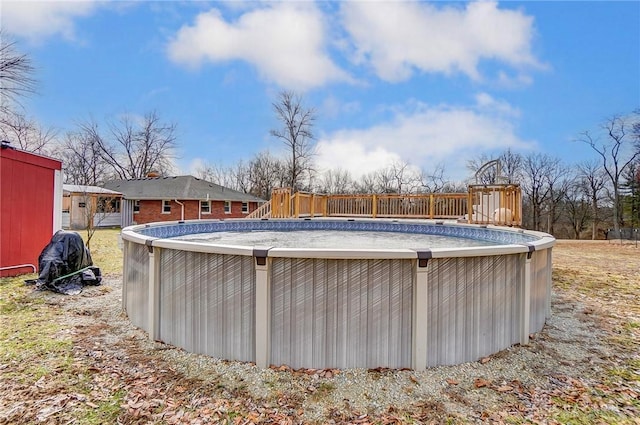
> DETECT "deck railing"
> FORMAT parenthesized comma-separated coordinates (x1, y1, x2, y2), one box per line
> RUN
(256, 185, 522, 226)
(270, 187, 293, 218)
(467, 184, 522, 226)
(245, 200, 272, 219)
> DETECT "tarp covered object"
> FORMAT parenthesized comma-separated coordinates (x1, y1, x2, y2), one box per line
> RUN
(29, 230, 102, 295)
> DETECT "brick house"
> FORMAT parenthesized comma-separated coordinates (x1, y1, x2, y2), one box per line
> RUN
(102, 175, 266, 227)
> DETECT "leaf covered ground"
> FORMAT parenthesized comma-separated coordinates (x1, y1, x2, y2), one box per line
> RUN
(1, 231, 638, 424)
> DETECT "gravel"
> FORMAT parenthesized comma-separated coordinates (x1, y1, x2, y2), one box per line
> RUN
(46, 266, 632, 424)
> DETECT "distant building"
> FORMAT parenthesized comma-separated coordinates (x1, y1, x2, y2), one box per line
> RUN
(102, 175, 266, 227)
(62, 185, 123, 229)
(0, 143, 63, 276)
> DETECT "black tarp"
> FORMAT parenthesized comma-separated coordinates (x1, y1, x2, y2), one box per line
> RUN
(27, 230, 102, 295)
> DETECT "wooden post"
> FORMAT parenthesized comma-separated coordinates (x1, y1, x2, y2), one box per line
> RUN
(467, 189, 474, 224)
(372, 194, 377, 218)
(429, 194, 434, 219)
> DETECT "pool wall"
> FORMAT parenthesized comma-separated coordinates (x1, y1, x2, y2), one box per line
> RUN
(121, 218, 554, 370)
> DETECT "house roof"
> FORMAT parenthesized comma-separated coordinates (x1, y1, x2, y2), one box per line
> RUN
(102, 175, 266, 202)
(63, 184, 122, 196)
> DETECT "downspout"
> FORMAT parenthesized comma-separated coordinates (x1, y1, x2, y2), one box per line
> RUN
(175, 200, 184, 221)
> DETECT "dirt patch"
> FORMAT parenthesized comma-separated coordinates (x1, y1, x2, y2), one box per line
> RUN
(1, 241, 639, 424)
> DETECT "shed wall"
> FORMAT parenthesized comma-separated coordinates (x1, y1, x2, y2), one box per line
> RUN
(0, 147, 62, 276)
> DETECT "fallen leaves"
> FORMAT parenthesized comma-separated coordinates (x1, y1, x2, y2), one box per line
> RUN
(495, 385, 514, 393)
(269, 364, 340, 379)
(2, 240, 640, 424)
(474, 378, 491, 388)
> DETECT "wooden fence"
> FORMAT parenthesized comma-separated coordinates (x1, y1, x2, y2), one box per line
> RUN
(253, 185, 522, 226)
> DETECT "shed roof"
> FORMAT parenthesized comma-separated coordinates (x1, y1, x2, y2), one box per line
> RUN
(102, 175, 266, 202)
(0, 143, 62, 170)
(63, 184, 122, 196)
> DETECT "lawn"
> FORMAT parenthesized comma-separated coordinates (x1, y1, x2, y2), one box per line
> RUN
(0, 231, 638, 424)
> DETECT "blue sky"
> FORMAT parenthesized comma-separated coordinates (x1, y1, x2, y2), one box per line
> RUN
(2, 1, 639, 182)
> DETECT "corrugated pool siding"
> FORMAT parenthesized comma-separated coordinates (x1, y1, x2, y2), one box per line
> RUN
(158, 250, 256, 362)
(425, 254, 523, 367)
(124, 242, 150, 331)
(270, 258, 414, 369)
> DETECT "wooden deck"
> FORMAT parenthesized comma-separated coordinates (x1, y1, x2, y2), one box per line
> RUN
(247, 185, 522, 226)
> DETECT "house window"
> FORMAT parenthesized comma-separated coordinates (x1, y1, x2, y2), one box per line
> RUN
(98, 197, 121, 213)
(133, 200, 140, 214)
(242, 202, 249, 213)
(224, 201, 232, 214)
(201, 200, 211, 214)
(162, 200, 171, 214)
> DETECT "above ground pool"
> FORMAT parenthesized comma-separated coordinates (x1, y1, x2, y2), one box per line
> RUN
(120, 218, 555, 370)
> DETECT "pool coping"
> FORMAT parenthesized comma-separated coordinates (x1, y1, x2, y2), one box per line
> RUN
(121, 217, 555, 260)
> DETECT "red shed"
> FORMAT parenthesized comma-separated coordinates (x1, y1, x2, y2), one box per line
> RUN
(0, 143, 63, 277)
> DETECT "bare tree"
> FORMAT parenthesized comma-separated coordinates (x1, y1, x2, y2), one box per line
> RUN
(521, 153, 563, 231)
(317, 168, 354, 194)
(498, 148, 524, 184)
(576, 160, 607, 239)
(195, 161, 241, 190)
(246, 151, 288, 199)
(577, 113, 640, 233)
(82, 192, 119, 249)
(0, 111, 57, 154)
(270, 90, 316, 191)
(466, 153, 495, 184)
(545, 164, 572, 235)
(195, 151, 288, 199)
(0, 31, 36, 116)
(419, 163, 448, 193)
(61, 130, 111, 185)
(389, 160, 422, 194)
(563, 180, 591, 239)
(466, 149, 523, 184)
(353, 172, 378, 194)
(78, 111, 178, 180)
(373, 167, 398, 194)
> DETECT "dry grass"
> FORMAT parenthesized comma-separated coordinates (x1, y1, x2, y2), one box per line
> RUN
(1, 233, 639, 424)
(83, 228, 123, 276)
(553, 240, 640, 326)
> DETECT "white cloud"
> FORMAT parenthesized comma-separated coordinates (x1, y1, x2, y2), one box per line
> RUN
(316, 140, 403, 177)
(167, 4, 350, 90)
(475, 92, 521, 117)
(497, 71, 535, 88)
(340, 1, 541, 82)
(320, 95, 361, 120)
(184, 157, 206, 175)
(315, 96, 534, 181)
(2, 0, 99, 43)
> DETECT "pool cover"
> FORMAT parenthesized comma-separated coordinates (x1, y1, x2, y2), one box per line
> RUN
(27, 230, 102, 295)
